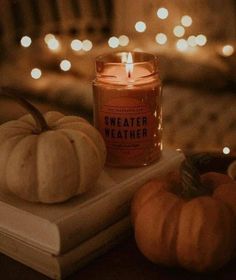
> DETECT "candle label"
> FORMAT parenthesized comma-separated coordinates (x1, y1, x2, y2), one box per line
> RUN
(99, 97, 156, 160)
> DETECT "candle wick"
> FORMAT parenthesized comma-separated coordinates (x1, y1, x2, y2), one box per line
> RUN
(128, 71, 131, 79)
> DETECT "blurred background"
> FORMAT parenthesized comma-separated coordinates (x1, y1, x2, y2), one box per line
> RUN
(0, 0, 235, 155)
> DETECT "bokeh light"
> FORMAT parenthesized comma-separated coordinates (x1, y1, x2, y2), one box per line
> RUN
(82, 39, 93, 51)
(222, 45, 234, 56)
(135, 21, 146, 32)
(176, 39, 188, 51)
(20, 36, 32, 47)
(44, 34, 55, 44)
(196, 34, 207, 46)
(60, 59, 71, 71)
(71, 39, 82, 51)
(155, 33, 167, 45)
(187, 35, 197, 47)
(156, 7, 169, 19)
(223, 147, 230, 154)
(31, 68, 42, 79)
(47, 37, 60, 51)
(181, 15, 193, 27)
(108, 36, 119, 48)
(173, 26, 185, 37)
(119, 35, 129, 46)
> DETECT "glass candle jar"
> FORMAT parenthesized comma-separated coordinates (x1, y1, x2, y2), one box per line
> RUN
(93, 52, 162, 167)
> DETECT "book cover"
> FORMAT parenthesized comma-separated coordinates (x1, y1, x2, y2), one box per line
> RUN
(0, 217, 131, 279)
(0, 149, 184, 255)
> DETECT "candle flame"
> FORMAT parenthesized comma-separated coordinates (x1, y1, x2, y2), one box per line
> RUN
(125, 52, 134, 78)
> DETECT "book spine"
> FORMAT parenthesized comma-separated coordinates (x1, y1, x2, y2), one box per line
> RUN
(59, 217, 131, 279)
(58, 191, 129, 254)
(0, 217, 131, 279)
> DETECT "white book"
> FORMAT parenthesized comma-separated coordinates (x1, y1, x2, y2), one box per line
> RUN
(0, 149, 184, 255)
(0, 217, 131, 279)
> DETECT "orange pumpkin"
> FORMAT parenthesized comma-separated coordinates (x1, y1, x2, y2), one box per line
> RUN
(131, 156, 236, 272)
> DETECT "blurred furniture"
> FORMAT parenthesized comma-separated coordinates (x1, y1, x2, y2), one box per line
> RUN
(0, 0, 112, 51)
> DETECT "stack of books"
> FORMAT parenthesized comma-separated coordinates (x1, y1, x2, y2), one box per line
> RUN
(0, 149, 184, 279)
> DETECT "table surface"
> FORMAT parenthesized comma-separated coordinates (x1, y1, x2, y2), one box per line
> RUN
(0, 154, 236, 280)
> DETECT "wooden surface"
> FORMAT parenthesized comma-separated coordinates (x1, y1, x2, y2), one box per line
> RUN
(0, 154, 236, 280)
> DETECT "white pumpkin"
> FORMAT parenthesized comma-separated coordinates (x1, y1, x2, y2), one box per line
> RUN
(0, 93, 106, 203)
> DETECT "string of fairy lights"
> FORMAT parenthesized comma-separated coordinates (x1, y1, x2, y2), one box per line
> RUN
(19, 6, 235, 73)
(18, 6, 234, 155)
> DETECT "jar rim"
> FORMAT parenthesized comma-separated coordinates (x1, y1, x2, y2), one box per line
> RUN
(95, 51, 158, 65)
(94, 51, 160, 86)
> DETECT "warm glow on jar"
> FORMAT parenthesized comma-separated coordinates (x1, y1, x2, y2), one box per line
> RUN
(133, 48, 143, 52)
(93, 52, 162, 167)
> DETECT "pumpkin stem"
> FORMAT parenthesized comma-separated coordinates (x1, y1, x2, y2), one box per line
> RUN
(0, 86, 49, 133)
(181, 154, 211, 199)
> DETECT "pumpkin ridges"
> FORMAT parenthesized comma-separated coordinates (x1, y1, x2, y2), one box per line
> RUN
(0, 120, 34, 130)
(132, 159, 236, 272)
(134, 192, 183, 266)
(0, 101, 106, 203)
(176, 196, 236, 271)
(6, 135, 39, 202)
(131, 179, 168, 225)
(60, 127, 106, 166)
(59, 128, 105, 194)
(36, 131, 79, 203)
(55, 122, 90, 130)
(55, 115, 88, 126)
(158, 195, 183, 266)
(0, 126, 32, 146)
(208, 198, 236, 267)
(19, 114, 42, 129)
(55, 129, 80, 196)
(57, 123, 106, 166)
(0, 135, 26, 194)
(44, 111, 65, 127)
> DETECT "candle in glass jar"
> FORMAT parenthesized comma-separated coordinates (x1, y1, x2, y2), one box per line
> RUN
(93, 52, 162, 167)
